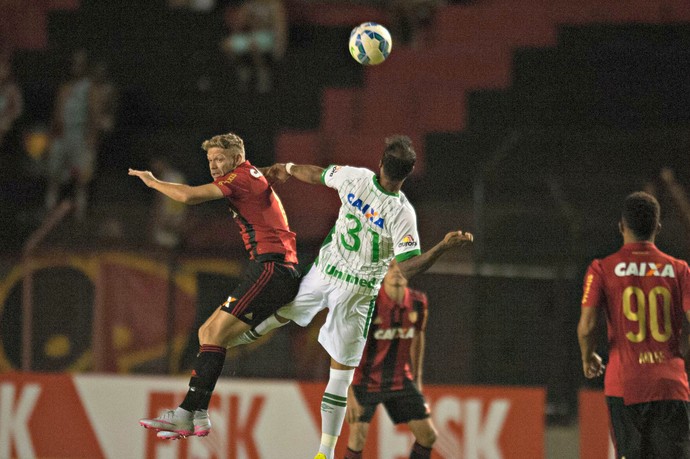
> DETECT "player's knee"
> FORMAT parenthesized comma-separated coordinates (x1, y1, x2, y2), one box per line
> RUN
(415, 423, 437, 447)
(198, 321, 218, 344)
(197, 323, 209, 343)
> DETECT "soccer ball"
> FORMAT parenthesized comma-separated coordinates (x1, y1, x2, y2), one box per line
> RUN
(348, 22, 392, 66)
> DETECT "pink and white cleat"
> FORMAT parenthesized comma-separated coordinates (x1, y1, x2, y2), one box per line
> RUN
(139, 409, 193, 437)
(154, 410, 211, 440)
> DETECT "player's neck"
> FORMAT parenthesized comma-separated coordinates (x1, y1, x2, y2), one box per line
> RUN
(623, 232, 655, 245)
(384, 283, 406, 302)
(377, 174, 403, 194)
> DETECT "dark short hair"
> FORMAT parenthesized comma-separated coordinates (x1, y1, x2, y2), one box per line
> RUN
(622, 191, 660, 240)
(382, 135, 416, 181)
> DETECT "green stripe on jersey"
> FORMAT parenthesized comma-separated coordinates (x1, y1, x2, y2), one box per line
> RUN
(395, 249, 421, 263)
(321, 165, 335, 185)
(363, 297, 376, 337)
(321, 226, 336, 248)
(372, 175, 399, 196)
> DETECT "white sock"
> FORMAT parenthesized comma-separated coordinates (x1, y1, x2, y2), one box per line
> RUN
(255, 313, 288, 335)
(318, 368, 354, 458)
(227, 328, 262, 348)
(226, 314, 289, 348)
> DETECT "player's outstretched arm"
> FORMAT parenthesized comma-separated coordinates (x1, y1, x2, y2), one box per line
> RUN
(128, 168, 223, 205)
(266, 163, 325, 185)
(397, 230, 473, 280)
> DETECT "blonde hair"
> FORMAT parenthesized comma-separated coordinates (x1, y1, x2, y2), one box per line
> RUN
(201, 132, 245, 154)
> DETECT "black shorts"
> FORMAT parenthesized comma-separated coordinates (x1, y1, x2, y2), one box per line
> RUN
(352, 379, 430, 424)
(220, 260, 301, 327)
(606, 396, 690, 459)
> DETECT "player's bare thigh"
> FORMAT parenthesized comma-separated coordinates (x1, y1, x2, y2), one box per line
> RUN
(198, 306, 251, 346)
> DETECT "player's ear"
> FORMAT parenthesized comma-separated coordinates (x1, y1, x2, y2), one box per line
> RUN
(618, 221, 624, 235)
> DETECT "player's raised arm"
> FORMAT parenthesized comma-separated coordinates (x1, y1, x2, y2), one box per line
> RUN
(128, 168, 223, 205)
(397, 230, 474, 280)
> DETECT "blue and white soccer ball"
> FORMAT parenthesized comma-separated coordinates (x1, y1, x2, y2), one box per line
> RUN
(349, 22, 393, 66)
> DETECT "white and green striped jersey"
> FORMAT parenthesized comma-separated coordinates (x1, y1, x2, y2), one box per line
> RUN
(314, 165, 421, 295)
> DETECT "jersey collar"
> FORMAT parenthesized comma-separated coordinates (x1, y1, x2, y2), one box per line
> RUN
(373, 175, 399, 197)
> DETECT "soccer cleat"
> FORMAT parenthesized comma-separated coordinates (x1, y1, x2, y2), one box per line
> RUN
(154, 410, 212, 440)
(157, 430, 185, 440)
(139, 409, 193, 437)
(313, 454, 328, 459)
(193, 409, 212, 437)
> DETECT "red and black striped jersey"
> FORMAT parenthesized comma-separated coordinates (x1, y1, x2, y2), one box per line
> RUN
(212, 161, 297, 264)
(353, 287, 428, 392)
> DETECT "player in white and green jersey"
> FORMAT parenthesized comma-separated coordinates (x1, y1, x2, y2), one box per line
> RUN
(229, 136, 473, 459)
(314, 163, 421, 296)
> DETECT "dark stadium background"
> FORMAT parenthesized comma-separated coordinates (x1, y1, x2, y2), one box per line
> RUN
(2, 0, 690, 439)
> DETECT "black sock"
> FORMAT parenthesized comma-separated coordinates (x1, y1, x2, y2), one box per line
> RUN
(410, 441, 432, 459)
(180, 345, 226, 412)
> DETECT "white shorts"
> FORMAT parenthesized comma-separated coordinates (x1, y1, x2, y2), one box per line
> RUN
(277, 268, 377, 367)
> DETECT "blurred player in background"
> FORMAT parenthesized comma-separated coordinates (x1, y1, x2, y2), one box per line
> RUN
(129, 132, 301, 439)
(231, 135, 473, 459)
(577, 191, 690, 459)
(344, 261, 436, 459)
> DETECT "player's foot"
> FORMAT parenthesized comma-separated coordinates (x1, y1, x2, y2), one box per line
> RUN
(313, 454, 328, 459)
(193, 409, 212, 437)
(154, 410, 212, 440)
(139, 409, 193, 437)
(157, 430, 185, 440)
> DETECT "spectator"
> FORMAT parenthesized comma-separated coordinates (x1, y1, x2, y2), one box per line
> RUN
(45, 50, 113, 221)
(149, 157, 188, 248)
(89, 61, 118, 139)
(0, 55, 23, 150)
(221, 0, 288, 93)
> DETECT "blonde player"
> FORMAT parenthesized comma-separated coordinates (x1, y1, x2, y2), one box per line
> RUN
(231, 135, 473, 459)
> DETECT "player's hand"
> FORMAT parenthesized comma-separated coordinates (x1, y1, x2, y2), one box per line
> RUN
(345, 387, 362, 424)
(582, 352, 605, 379)
(442, 230, 474, 248)
(128, 168, 158, 188)
(265, 163, 290, 184)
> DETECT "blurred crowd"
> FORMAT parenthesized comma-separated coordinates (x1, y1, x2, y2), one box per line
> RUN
(0, 0, 450, 250)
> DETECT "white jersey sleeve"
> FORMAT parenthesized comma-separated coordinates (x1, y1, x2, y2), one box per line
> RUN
(390, 200, 421, 262)
(321, 164, 370, 190)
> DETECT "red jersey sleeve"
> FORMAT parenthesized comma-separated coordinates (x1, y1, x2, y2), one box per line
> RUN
(581, 260, 605, 308)
(213, 171, 252, 198)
